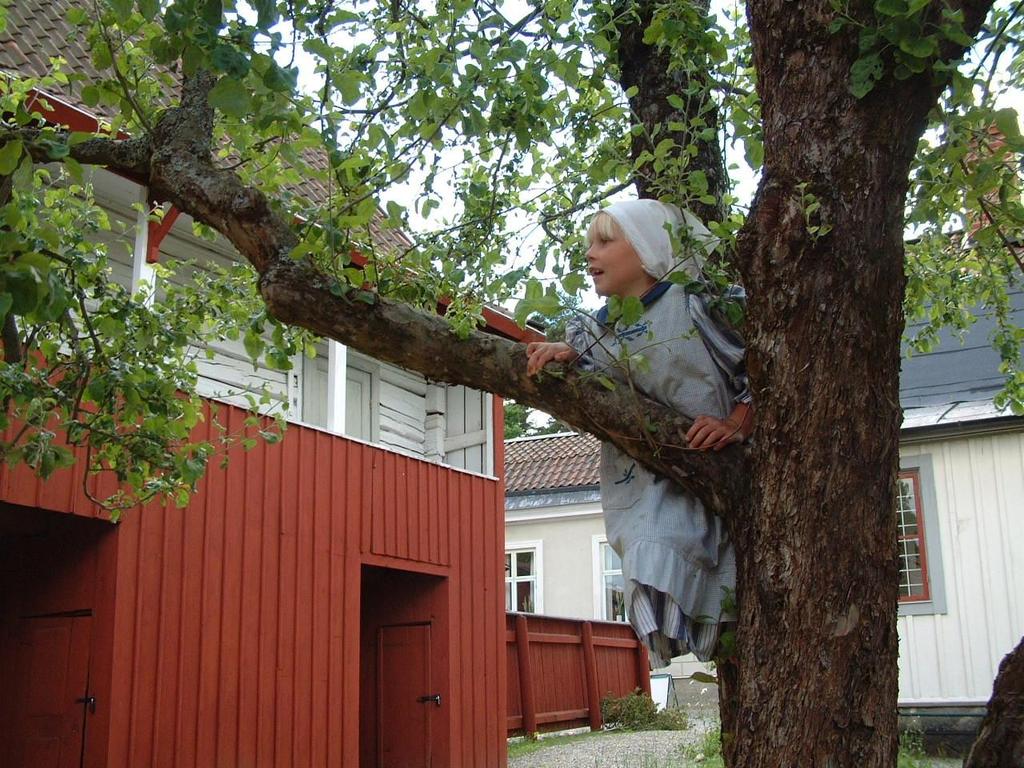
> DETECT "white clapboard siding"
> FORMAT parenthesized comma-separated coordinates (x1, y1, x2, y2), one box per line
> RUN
(377, 364, 428, 454)
(896, 430, 1024, 704)
(155, 224, 291, 415)
(444, 384, 490, 474)
(89, 189, 140, 292)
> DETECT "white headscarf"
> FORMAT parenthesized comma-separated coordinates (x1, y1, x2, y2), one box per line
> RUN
(602, 199, 716, 279)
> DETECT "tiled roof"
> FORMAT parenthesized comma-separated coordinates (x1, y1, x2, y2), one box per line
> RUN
(0, 0, 412, 253)
(504, 432, 600, 494)
(0, 0, 110, 113)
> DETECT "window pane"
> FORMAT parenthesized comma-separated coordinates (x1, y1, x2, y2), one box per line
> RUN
(604, 573, 626, 622)
(506, 582, 513, 611)
(603, 543, 622, 572)
(896, 471, 929, 602)
(505, 552, 511, 576)
(896, 478, 919, 535)
(516, 581, 535, 613)
(516, 551, 534, 577)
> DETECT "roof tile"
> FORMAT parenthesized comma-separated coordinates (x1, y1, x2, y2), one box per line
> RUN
(504, 432, 600, 494)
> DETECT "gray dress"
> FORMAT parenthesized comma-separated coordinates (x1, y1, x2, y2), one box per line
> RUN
(566, 283, 748, 666)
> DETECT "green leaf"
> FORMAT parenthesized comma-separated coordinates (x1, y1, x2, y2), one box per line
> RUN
(91, 41, 113, 70)
(263, 62, 296, 92)
(689, 671, 718, 684)
(207, 77, 252, 118)
(689, 170, 708, 195)
(106, 0, 133, 18)
(897, 35, 937, 58)
(849, 53, 883, 99)
(335, 71, 362, 106)
(561, 272, 585, 295)
(137, 0, 159, 20)
(0, 292, 12, 324)
(0, 139, 23, 175)
(666, 94, 686, 110)
(211, 44, 250, 78)
(66, 7, 89, 24)
(875, 0, 908, 15)
(243, 329, 265, 362)
(80, 85, 100, 107)
(253, 0, 277, 29)
(993, 109, 1022, 143)
(201, 0, 223, 28)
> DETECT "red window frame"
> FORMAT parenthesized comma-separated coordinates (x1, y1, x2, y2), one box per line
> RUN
(896, 469, 931, 603)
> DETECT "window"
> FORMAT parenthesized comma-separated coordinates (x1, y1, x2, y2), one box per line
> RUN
(897, 455, 946, 616)
(896, 470, 929, 601)
(598, 541, 627, 622)
(505, 546, 540, 613)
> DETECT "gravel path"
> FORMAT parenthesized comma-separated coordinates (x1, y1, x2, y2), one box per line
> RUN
(507, 722, 964, 768)
(507, 719, 715, 768)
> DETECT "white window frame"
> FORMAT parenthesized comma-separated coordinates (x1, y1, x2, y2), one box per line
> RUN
(897, 454, 947, 616)
(591, 535, 627, 623)
(505, 541, 543, 614)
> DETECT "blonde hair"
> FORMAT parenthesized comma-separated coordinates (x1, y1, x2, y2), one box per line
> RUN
(586, 211, 624, 244)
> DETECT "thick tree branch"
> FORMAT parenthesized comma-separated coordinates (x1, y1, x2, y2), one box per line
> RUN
(259, 259, 749, 519)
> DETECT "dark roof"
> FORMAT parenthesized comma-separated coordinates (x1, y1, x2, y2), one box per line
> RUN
(504, 432, 600, 494)
(900, 285, 1023, 426)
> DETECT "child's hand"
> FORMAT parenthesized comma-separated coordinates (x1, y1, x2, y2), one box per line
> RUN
(525, 342, 579, 377)
(686, 414, 744, 452)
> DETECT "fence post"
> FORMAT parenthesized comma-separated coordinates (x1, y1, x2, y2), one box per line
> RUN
(636, 640, 652, 697)
(515, 614, 537, 735)
(581, 622, 603, 731)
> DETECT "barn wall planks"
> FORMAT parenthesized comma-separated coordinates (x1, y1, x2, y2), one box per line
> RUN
(0, 399, 507, 767)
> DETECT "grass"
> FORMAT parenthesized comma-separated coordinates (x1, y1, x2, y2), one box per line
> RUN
(507, 730, 613, 760)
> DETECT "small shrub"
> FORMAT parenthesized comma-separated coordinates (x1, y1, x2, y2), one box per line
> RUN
(898, 728, 930, 768)
(600, 690, 688, 731)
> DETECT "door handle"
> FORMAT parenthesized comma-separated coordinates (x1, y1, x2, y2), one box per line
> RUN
(76, 695, 97, 714)
(417, 694, 441, 707)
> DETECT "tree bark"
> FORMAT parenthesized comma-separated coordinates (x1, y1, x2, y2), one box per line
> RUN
(615, 0, 728, 224)
(964, 636, 1024, 768)
(721, 1, 993, 765)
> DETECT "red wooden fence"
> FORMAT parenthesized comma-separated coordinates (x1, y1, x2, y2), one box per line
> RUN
(506, 612, 651, 736)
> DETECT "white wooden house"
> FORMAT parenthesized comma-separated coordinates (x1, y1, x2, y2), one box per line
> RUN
(84, 166, 499, 474)
(505, 287, 1024, 739)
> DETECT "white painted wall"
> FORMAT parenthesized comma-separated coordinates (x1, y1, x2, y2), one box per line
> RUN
(897, 429, 1024, 705)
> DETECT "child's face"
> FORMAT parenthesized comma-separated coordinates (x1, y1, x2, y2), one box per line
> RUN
(586, 219, 657, 298)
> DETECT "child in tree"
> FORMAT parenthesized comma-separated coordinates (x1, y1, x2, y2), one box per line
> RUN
(525, 199, 753, 665)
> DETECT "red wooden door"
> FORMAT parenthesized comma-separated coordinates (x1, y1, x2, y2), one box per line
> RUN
(378, 623, 434, 768)
(10, 614, 93, 768)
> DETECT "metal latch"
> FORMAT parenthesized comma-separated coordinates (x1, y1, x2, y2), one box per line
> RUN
(76, 695, 97, 714)
(417, 694, 441, 707)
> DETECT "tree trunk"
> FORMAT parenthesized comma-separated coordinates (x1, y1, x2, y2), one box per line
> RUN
(722, 1, 992, 765)
(964, 636, 1024, 768)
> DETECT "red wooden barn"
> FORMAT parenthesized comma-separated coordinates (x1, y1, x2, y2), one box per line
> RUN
(0, 4, 542, 765)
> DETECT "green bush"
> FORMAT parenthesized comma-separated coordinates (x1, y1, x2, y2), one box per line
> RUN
(600, 690, 689, 731)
